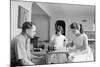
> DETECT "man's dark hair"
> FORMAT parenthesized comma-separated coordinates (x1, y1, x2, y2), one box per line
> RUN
(22, 21, 32, 32)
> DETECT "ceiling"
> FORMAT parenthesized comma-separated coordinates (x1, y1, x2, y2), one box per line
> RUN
(32, 2, 95, 17)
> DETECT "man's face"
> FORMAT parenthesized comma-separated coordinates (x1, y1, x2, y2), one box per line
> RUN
(27, 25, 36, 38)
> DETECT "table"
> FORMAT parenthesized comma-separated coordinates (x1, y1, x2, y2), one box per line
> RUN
(46, 51, 69, 64)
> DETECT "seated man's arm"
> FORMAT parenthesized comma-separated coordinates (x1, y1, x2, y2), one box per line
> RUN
(31, 51, 46, 56)
(15, 40, 34, 65)
(30, 54, 44, 59)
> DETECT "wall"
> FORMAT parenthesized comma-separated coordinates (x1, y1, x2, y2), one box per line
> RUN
(11, 1, 95, 41)
(11, 1, 32, 40)
(36, 2, 95, 41)
(31, 3, 50, 41)
(67, 15, 95, 40)
(31, 14, 50, 41)
(50, 15, 95, 41)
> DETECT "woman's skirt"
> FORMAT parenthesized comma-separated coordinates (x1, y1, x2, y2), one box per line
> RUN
(69, 47, 94, 62)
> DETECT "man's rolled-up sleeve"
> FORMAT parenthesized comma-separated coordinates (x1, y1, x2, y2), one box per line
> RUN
(15, 40, 28, 60)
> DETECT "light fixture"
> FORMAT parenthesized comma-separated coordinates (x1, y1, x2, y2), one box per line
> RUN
(82, 19, 87, 22)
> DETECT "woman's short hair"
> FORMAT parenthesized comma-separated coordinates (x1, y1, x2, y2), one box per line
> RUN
(56, 25, 64, 34)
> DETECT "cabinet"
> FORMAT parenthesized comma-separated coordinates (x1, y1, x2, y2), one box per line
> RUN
(30, 36, 39, 48)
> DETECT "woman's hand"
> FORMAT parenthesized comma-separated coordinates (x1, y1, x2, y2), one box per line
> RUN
(67, 47, 76, 53)
(31, 51, 46, 56)
(79, 49, 88, 54)
(66, 41, 74, 48)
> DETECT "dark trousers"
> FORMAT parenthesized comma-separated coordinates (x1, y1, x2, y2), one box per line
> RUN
(11, 59, 23, 67)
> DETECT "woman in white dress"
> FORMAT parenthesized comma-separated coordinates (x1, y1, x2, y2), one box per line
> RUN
(48, 26, 68, 64)
(68, 22, 94, 62)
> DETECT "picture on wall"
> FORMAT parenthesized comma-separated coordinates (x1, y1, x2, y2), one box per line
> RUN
(18, 5, 29, 28)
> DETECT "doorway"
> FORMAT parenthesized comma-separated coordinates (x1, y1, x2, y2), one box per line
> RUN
(55, 20, 66, 35)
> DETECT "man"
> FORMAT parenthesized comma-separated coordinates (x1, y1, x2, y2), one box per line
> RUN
(11, 22, 44, 66)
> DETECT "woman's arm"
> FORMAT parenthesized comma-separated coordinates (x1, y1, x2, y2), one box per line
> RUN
(67, 45, 76, 53)
(30, 53, 44, 59)
(31, 51, 46, 56)
(67, 40, 77, 53)
(50, 34, 55, 46)
(64, 36, 68, 47)
(80, 34, 88, 54)
(48, 35, 55, 51)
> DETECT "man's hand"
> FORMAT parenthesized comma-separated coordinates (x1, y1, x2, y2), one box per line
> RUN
(31, 54, 44, 59)
(19, 59, 34, 66)
(31, 51, 46, 56)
